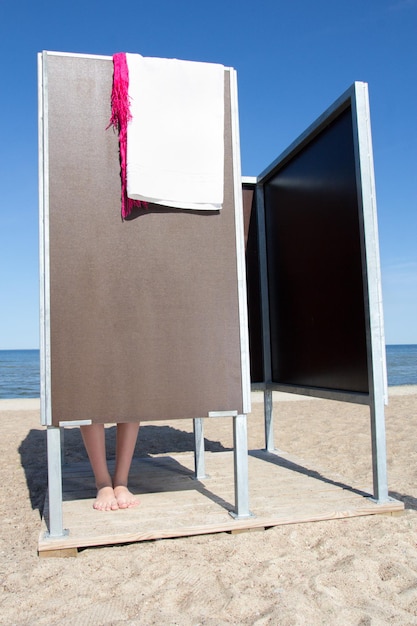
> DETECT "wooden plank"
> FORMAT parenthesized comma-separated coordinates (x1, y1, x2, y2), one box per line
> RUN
(38, 449, 404, 555)
(38, 547, 78, 558)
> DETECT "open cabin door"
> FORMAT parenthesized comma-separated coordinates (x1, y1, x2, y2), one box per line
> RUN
(243, 82, 389, 501)
(245, 82, 387, 403)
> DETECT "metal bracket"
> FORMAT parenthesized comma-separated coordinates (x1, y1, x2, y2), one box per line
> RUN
(58, 420, 92, 427)
(43, 529, 70, 540)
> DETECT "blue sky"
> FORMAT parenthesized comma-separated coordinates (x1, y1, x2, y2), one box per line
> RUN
(0, 0, 416, 349)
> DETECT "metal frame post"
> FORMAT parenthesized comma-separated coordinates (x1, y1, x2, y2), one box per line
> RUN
(46, 426, 67, 538)
(193, 418, 207, 479)
(231, 414, 252, 519)
(369, 395, 389, 502)
(264, 388, 274, 451)
(353, 82, 389, 502)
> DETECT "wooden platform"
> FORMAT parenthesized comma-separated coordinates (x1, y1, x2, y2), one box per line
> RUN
(38, 449, 404, 556)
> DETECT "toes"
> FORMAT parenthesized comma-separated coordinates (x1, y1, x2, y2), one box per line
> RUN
(94, 486, 119, 511)
(114, 487, 140, 509)
(127, 497, 140, 508)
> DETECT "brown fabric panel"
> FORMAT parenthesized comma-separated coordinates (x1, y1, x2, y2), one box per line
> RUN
(46, 55, 244, 424)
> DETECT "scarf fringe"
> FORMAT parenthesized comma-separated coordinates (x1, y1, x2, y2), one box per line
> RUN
(108, 52, 148, 219)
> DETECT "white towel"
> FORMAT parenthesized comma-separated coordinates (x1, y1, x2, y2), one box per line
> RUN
(125, 54, 225, 211)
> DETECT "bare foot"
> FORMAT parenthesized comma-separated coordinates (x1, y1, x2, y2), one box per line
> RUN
(93, 486, 119, 511)
(113, 485, 140, 509)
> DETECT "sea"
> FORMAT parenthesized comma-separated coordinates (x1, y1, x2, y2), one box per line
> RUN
(0, 345, 416, 399)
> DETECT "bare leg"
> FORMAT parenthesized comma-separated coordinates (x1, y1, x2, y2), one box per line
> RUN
(80, 424, 118, 511)
(113, 422, 140, 508)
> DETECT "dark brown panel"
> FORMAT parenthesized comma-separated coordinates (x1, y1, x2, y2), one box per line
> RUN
(264, 108, 369, 393)
(46, 55, 244, 424)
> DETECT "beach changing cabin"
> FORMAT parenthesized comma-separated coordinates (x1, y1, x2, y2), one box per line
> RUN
(38, 52, 400, 554)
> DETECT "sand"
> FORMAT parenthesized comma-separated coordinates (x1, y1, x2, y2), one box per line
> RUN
(1, 387, 416, 625)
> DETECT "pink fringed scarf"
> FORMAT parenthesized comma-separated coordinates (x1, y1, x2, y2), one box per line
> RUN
(108, 52, 147, 218)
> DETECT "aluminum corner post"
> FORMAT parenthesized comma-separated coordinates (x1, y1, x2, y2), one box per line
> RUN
(231, 414, 253, 519)
(263, 388, 274, 452)
(38, 51, 52, 428)
(352, 82, 389, 502)
(39, 51, 66, 539)
(229, 69, 252, 518)
(46, 426, 66, 538)
(193, 418, 207, 480)
(369, 395, 389, 502)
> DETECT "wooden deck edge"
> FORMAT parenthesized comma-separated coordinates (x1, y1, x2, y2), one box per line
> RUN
(38, 497, 404, 554)
(38, 547, 79, 558)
